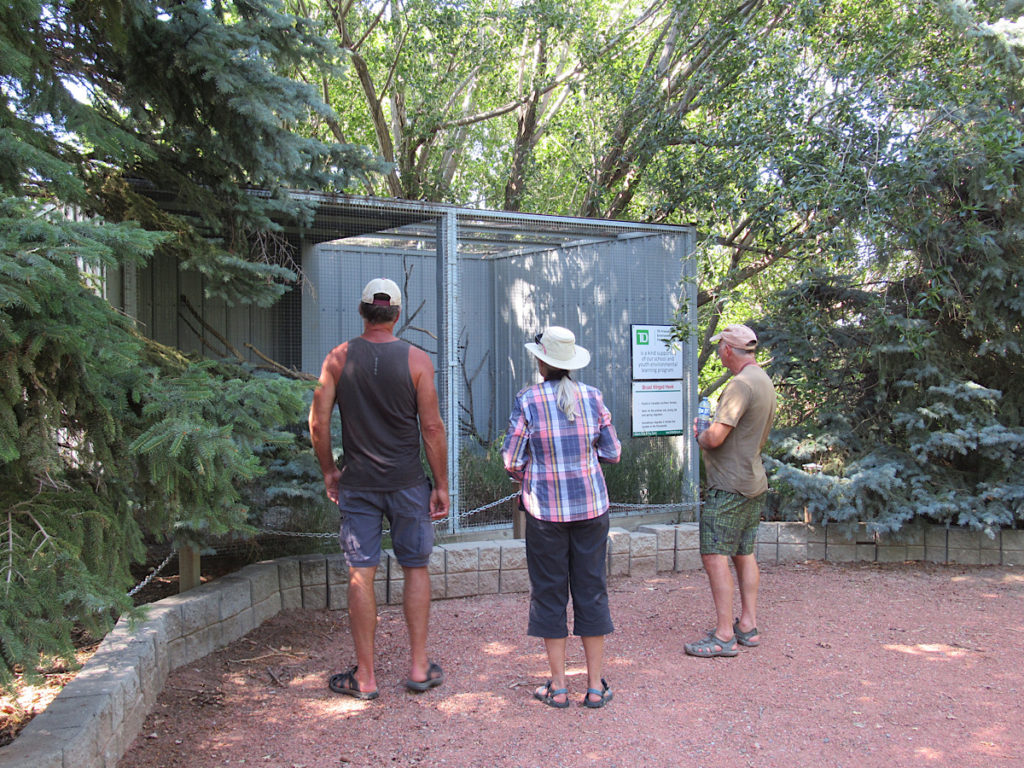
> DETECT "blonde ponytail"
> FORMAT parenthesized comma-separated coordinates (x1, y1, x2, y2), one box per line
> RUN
(556, 375, 579, 422)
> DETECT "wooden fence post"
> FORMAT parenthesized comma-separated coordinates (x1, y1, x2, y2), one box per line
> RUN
(178, 544, 201, 592)
(513, 506, 526, 539)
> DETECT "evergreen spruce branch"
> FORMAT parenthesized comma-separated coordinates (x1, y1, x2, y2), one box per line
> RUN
(0, 0, 384, 682)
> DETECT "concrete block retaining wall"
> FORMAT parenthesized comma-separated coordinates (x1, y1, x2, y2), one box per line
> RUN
(2, 522, 1021, 768)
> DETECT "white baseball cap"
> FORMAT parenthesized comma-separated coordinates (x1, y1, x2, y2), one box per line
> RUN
(361, 278, 402, 307)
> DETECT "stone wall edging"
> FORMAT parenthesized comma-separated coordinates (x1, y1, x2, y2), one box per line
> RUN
(2, 522, 1020, 768)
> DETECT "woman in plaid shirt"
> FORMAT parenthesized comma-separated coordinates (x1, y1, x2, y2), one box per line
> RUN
(501, 326, 621, 709)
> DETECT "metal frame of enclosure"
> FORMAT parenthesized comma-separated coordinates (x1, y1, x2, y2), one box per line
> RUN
(117, 192, 698, 533)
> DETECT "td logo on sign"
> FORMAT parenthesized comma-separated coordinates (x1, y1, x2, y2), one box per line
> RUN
(636, 329, 649, 345)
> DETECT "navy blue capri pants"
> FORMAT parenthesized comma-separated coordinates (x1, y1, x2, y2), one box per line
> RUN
(524, 511, 614, 638)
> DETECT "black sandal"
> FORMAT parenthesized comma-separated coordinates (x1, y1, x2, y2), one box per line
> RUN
(534, 680, 570, 708)
(583, 679, 613, 709)
(405, 661, 445, 692)
(328, 666, 379, 700)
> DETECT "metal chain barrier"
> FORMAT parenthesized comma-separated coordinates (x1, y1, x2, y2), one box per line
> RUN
(127, 548, 178, 597)
(255, 491, 522, 538)
(257, 529, 338, 539)
(437, 491, 521, 527)
(608, 501, 695, 513)
(254, 493, 689, 537)
(129, 494, 692, 596)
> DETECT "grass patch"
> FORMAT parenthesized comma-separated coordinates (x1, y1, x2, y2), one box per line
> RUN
(603, 437, 686, 505)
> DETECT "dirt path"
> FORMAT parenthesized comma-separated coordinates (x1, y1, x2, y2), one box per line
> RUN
(120, 561, 1024, 768)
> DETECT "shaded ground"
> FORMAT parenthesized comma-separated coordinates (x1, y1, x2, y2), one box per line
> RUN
(0, 628, 101, 748)
(1, 554, 247, 747)
(120, 561, 1023, 768)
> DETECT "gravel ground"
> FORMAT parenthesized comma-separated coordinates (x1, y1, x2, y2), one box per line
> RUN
(120, 561, 1024, 768)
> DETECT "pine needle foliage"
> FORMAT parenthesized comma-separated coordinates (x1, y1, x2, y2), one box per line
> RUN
(762, 6, 1024, 536)
(2, 0, 382, 303)
(1, 0, 378, 684)
(0, 196, 313, 685)
(1, 198, 156, 681)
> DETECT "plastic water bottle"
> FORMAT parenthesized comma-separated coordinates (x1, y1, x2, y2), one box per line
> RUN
(696, 397, 712, 434)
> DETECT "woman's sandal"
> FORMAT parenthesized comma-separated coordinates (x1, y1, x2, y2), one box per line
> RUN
(534, 680, 570, 708)
(733, 621, 761, 647)
(583, 679, 613, 709)
(684, 633, 739, 657)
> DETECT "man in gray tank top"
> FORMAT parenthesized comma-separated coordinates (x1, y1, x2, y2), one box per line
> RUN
(310, 278, 450, 699)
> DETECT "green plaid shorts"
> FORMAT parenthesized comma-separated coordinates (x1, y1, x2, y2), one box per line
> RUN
(699, 489, 765, 556)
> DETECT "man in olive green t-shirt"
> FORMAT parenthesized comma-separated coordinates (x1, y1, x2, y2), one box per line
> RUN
(686, 324, 776, 658)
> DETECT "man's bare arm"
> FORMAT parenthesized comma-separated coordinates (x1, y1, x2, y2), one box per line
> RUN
(410, 346, 449, 519)
(309, 345, 345, 504)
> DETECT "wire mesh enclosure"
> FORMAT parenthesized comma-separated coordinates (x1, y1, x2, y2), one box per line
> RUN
(122, 192, 697, 533)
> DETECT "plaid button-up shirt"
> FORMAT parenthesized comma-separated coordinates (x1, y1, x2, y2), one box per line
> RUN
(501, 380, 621, 523)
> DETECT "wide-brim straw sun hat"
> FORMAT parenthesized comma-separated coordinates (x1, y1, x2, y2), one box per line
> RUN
(525, 326, 590, 370)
